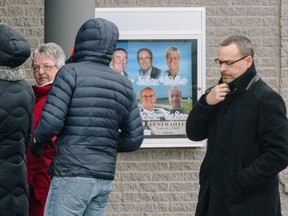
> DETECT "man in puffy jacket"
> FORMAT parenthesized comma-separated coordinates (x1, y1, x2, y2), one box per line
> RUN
(33, 18, 144, 216)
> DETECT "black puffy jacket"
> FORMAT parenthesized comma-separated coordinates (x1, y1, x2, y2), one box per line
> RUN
(0, 24, 34, 216)
(0, 75, 34, 216)
(34, 18, 144, 180)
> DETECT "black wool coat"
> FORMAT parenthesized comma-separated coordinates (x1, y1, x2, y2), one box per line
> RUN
(186, 66, 288, 216)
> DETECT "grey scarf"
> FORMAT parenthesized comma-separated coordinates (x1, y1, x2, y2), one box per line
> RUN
(0, 66, 25, 81)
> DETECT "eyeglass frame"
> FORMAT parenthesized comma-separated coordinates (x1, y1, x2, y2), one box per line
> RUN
(138, 56, 152, 61)
(32, 64, 57, 73)
(141, 94, 155, 99)
(214, 55, 249, 66)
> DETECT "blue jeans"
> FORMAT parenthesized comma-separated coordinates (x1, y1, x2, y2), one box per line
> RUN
(44, 176, 112, 216)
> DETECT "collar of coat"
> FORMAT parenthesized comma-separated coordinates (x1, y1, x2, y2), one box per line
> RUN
(0, 66, 25, 81)
(32, 84, 51, 98)
(219, 62, 257, 93)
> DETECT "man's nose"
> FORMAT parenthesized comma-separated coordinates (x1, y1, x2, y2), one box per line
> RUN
(219, 63, 227, 72)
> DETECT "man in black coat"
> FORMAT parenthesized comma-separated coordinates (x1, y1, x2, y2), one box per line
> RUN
(33, 18, 144, 215)
(186, 35, 288, 216)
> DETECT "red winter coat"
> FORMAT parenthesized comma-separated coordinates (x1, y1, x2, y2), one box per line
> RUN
(27, 84, 56, 215)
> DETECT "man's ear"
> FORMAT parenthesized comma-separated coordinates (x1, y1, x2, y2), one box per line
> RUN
(246, 56, 253, 68)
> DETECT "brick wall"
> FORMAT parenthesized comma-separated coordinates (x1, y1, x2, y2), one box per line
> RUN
(1, 0, 288, 215)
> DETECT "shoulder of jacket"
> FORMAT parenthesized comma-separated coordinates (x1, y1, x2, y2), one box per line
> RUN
(253, 80, 284, 105)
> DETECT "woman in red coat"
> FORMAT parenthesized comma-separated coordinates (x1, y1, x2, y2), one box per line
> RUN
(27, 43, 65, 216)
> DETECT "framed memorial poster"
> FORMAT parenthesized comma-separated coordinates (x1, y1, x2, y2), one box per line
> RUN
(95, 7, 206, 147)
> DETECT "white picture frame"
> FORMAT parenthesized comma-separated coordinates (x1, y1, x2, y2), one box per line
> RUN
(95, 7, 206, 148)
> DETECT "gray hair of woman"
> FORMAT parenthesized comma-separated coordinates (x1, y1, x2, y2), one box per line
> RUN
(31, 42, 66, 68)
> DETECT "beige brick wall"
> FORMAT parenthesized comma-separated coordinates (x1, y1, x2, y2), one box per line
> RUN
(1, 0, 288, 215)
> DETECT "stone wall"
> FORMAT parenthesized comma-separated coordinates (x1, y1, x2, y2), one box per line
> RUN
(1, 0, 288, 215)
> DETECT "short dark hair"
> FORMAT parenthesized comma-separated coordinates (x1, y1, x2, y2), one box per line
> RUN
(114, 47, 127, 54)
(137, 48, 153, 60)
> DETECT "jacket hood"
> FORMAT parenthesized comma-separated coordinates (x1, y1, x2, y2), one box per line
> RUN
(0, 24, 31, 68)
(72, 18, 119, 65)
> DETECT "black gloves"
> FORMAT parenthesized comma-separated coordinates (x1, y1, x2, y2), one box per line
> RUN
(30, 138, 43, 157)
(47, 139, 55, 149)
(30, 138, 56, 157)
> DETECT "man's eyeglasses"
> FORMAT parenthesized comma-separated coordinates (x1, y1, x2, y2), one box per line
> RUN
(214, 56, 248, 66)
(138, 56, 152, 61)
(32, 65, 57, 73)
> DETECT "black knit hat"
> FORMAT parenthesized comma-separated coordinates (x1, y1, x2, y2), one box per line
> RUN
(0, 24, 30, 68)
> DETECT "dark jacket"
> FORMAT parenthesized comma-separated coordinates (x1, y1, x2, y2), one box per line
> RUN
(0, 24, 34, 216)
(0, 74, 34, 216)
(34, 18, 144, 180)
(139, 66, 161, 79)
(186, 65, 288, 216)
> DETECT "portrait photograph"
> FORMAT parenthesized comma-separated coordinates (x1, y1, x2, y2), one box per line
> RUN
(115, 39, 198, 138)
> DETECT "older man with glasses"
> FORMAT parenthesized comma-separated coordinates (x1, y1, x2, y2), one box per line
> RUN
(186, 35, 288, 216)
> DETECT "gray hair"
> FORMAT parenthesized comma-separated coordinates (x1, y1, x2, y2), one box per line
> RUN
(31, 42, 66, 68)
(168, 86, 182, 97)
(140, 86, 155, 96)
(220, 35, 254, 57)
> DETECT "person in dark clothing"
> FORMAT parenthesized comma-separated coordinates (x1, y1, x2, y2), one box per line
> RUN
(186, 35, 288, 216)
(32, 18, 144, 216)
(0, 24, 35, 216)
